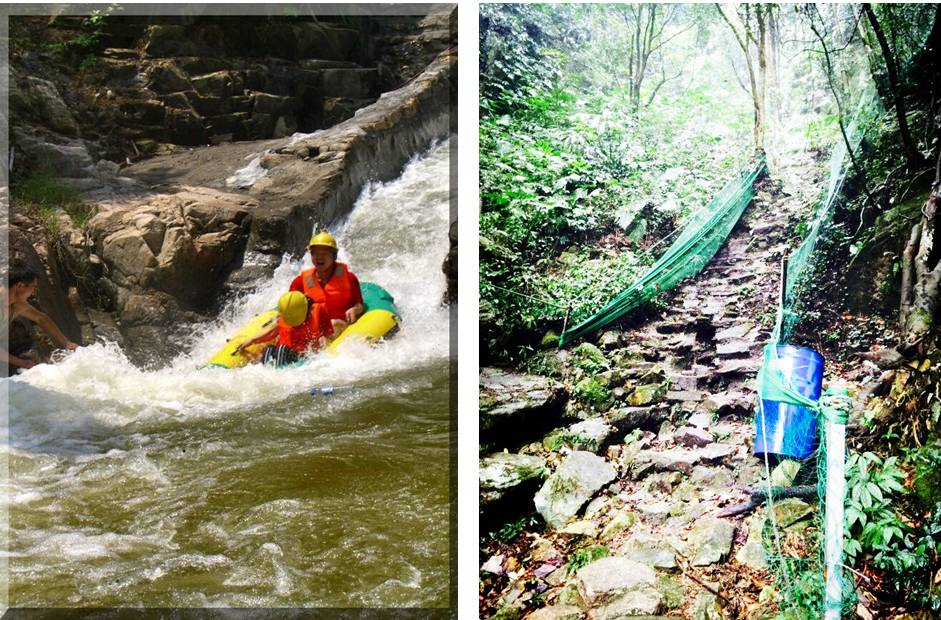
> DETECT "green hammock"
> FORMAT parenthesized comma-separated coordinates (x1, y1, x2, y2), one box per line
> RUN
(558, 156, 767, 346)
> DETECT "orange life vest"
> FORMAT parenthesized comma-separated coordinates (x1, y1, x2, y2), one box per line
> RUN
(276, 305, 329, 353)
(299, 263, 356, 321)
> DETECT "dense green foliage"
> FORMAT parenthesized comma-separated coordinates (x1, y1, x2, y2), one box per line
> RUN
(479, 4, 751, 361)
(843, 451, 941, 610)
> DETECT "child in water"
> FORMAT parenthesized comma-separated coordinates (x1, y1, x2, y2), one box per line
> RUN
(235, 291, 333, 366)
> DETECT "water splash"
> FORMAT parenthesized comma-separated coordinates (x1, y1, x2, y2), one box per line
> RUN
(9, 139, 451, 423)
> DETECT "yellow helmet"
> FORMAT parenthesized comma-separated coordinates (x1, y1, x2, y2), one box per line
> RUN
(308, 231, 338, 252)
(278, 291, 309, 327)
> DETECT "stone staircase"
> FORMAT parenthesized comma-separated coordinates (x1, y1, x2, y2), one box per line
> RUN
(479, 177, 820, 619)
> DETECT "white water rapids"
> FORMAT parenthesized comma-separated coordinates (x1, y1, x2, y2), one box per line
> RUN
(1, 139, 453, 608)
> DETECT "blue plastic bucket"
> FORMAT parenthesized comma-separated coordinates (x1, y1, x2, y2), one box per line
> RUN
(755, 344, 824, 459)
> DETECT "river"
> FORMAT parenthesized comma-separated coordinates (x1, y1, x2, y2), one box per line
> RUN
(1, 140, 453, 608)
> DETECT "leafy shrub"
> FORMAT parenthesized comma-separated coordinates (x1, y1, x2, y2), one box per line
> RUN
(565, 545, 608, 575)
(844, 450, 941, 609)
(573, 377, 612, 411)
(544, 429, 598, 453)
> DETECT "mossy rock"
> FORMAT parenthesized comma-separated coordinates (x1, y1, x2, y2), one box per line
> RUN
(629, 382, 666, 406)
(657, 574, 687, 610)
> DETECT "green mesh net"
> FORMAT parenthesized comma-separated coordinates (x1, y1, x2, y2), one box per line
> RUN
(558, 156, 767, 346)
(779, 84, 884, 342)
(757, 84, 883, 619)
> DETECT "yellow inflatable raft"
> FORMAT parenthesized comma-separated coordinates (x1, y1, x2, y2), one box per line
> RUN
(207, 282, 399, 369)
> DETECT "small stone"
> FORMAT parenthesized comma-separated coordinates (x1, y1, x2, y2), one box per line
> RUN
(598, 330, 622, 349)
(525, 605, 581, 620)
(716, 340, 751, 356)
(545, 566, 567, 586)
(530, 536, 562, 563)
(567, 418, 617, 452)
(481, 554, 505, 575)
(771, 498, 814, 529)
(559, 519, 599, 537)
(688, 516, 736, 566)
(687, 412, 713, 429)
(614, 530, 678, 569)
(638, 501, 674, 524)
(667, 390, 706, 402)
(771, 459, 802, 487)
(691, 592, 723, 620)
(645, 471, 682, 494)
(533, 563, 556, 579)
(699, 443, 736, 461)
(674, 426, 714, 448)
(657, 574, 687, 610)
(658, 420, 675, 443)
(584, 496, 610, 517)
(715, 321, 754, 340)
(600, 508, 636, 540)
(735, 512, 769, 570)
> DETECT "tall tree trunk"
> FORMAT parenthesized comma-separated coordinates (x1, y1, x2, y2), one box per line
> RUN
(807, 7, 869, 193)
(900, 145, 941, 352)
(756, 5, 768, 153)
(863, 4, 922, 169)
(715, 4, 762, 154)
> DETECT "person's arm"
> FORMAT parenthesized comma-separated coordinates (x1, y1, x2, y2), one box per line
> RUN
(0, 347, 37, 370)
(234, 327, 277, 354)
(319, 304, 334, 338)
(345, 273, 365, 323)
(289, 275, 304, 293)
(17, 303, 78, 350)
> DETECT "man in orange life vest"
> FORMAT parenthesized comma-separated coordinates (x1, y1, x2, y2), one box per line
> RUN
(290, 231, 364, 334)
(235, 291, 333, 366)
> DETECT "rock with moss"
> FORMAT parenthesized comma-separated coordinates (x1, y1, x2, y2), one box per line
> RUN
(657, 574, 687, 611)
(600, 508, 636, 540)
(771, 498, 814, 530)
(480, 368, 564, 447)
(735, 511, 768, 570)
(687, 516, 735, 566)
(691, 592, 722, 620)
(629, 382, 667, 406)
(567, 418, 617, 453)
(576, 557, 662, 616)
(480, 452, 548, 506)
(573, 377, 613, 412)
(540, 330, 561, 348)
(534, 451, 616, 529)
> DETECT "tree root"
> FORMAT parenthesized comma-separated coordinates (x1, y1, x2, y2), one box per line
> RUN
(716, 485, 817, 518)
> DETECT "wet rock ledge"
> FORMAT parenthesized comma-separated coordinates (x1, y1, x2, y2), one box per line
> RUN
(8, 24, 455, 364)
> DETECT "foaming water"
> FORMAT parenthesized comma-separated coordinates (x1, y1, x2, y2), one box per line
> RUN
(3, 140, 452, 608)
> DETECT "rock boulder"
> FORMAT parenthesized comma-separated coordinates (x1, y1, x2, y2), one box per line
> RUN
(534, 451, 616, 529)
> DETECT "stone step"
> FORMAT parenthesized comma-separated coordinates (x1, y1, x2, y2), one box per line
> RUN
(654, 320, 690, 334)
(714, 321, 755, 341)
(713, 359, 761, 376)
(666, 390, 706, 403)
(715, 340, 753, 357)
